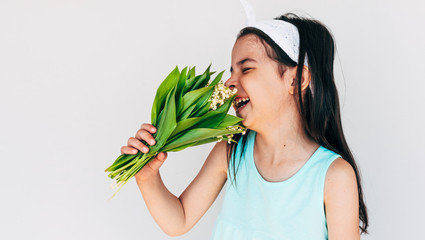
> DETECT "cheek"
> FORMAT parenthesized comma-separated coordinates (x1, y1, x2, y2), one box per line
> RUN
(249, 89, 272, 111)
(253, 87, 288, 113)
(242, 73, 287, 109)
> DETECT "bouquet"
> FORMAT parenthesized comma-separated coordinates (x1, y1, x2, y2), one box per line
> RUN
(105, 65, 246, 197)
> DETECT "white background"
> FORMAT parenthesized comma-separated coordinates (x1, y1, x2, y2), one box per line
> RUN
(1, 0, 424, 239)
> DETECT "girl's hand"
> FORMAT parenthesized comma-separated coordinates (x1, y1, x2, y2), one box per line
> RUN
(120, 123, 168, 182)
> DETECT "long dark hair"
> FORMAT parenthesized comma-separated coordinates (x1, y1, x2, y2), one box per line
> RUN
(226, 13, 369, 234)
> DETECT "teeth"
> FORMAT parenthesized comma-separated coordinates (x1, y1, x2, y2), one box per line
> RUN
(234, 97, 250, 105)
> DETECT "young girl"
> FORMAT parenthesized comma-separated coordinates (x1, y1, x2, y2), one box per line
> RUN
(121, 13, 368, 239)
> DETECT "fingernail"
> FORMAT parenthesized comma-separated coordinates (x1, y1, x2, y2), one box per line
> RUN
(132, 149, 138, 154)
(150, 140, 155, 145)
(143, 147, 149, 153)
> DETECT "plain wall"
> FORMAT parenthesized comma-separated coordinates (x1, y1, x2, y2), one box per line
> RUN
(1, 0, 424, 239)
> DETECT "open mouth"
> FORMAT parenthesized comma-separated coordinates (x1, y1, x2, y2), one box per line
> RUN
(233, 97, 250, 112)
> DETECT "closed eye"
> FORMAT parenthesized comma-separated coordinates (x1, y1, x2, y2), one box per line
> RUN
(242, 68, 252, 73)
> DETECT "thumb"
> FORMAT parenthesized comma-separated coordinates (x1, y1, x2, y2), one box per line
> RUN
(147, 152, 168, 171)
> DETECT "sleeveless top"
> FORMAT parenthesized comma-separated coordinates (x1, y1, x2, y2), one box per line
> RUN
(210, 130, 342, 240)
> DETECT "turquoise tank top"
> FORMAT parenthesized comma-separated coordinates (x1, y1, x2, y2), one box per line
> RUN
(211, 130, 342, 240)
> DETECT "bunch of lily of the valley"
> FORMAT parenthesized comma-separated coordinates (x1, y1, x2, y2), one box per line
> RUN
(105, 65, 246, 197)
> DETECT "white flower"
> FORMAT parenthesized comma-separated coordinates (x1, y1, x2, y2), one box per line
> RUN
(209, 81, 237, 111)
(216, 126, 246, 144)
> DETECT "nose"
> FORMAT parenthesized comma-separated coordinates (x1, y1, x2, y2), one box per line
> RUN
(224, 75, 237, 91)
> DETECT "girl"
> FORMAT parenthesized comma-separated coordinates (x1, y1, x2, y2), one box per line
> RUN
(121, 13, 368, 239)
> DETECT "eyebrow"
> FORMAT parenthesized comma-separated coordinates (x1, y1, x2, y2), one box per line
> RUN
(230, 58, 257, 72)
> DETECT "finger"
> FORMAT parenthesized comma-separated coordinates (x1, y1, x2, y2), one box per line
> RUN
(157, 152, 168, 161)
(121, 146, 139, 155)
(128, 137, 149, 153)
(135, 129, 156, 146)
(147, 152, 167, 171)
(140, 123, 157, 134)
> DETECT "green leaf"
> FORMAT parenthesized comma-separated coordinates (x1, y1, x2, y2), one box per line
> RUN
(116, 152, 152, 183)
(191, 109, 225, 129)
(151, 66, 180, 126)
(151, 87, 178, 152)
(183, 75, 201, 94)
(217, 114, 244, 129)
(170, 117, 199, 138)
(161, 127, 244, 152)
(107, 153, 142, 179)
(209, 70, 225, 87)
(178, 104, 196, 121)
(191, 64, 212, 91)
(105, 153, 138, 172)
(179, 86, 212, 117)
(190, 101, 210, 118)
(191, 137, 223, 147)
(155, 108, 164, 130)
(170, 109, 225, 139)
(191, 93, 235, 118)
(188, 66, 196, 79)
(165, 135, 236, 152)
(165, 141, 198, 152)
(176, 67, 188, 114)
(196, 86, 214, 109)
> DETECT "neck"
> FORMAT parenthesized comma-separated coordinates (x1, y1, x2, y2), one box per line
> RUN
(251, 107, 319, 165)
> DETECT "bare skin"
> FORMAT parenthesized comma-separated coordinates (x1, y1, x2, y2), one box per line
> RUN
(122, 124, 228, 237)
(121, 34, 360, 238)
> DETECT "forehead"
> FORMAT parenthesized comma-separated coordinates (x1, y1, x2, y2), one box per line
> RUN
(232, 34, 268, 62)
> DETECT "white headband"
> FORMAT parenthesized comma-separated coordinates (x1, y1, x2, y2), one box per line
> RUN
(239, 0, 309, 67)
(248, 20, 309, 67)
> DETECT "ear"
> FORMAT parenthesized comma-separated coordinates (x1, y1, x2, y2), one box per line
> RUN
(289, 65, 311, 95)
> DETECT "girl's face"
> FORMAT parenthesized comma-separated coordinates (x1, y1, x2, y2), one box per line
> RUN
(225, 34, 297, 130)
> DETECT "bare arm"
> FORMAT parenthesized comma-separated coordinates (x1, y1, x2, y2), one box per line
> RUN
(177, 141, 228, 235)
(127, 124, 228, 236)
(325, 157, 360, 240)
(136, 170, 186, 237)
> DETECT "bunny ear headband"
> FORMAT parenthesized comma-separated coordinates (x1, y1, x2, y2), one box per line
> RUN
(240, 0, 314, 96)
(238, 0, 313, 95)
(239, 0, 309, 68)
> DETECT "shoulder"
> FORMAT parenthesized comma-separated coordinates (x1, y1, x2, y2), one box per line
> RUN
(324, 157, 358, 211)
(324, 157, 358, 201)
(323, 159, 360, 238)
(326, 157, 357, 183)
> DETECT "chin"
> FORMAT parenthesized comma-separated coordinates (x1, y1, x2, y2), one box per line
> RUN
(240, 118, 252, 129)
